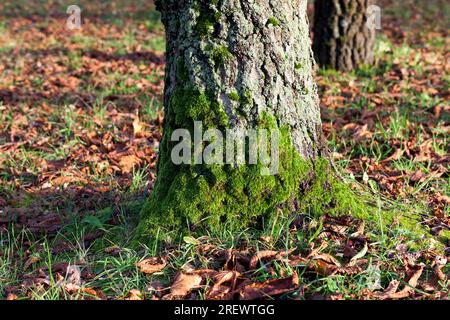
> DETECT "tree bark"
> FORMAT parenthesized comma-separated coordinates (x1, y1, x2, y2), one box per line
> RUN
(138, 0, 331, 236)
(313, 0, 375, 72)
(158, 0, 322, 157)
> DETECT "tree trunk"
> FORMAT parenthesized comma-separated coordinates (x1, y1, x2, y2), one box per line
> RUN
(137, 0, 355, 238)
(313, 0, 375, 72)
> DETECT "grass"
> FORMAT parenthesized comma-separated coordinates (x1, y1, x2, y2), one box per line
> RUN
(0, 0, 448, 300)
(2, 186, 444, 300)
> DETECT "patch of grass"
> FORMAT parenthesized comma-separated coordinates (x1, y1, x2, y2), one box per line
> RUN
(144, 35, 165, 53)
(70, 35, 95, 49)
(130, 165, 149, 194)
(0, 232, 19, 296)
(145, 11, 163, 32)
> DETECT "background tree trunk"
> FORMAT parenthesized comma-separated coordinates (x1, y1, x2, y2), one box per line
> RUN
(138, 0, 335, 237)
(313, 0, 375, 72)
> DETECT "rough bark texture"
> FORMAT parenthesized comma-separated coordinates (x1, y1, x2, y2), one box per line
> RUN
(313, 0, 375, 72)
(137, 0, 360, 237)
(158, 0, 321, 157)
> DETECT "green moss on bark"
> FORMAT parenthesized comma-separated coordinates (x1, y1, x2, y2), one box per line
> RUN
(211, 45, 232, 70)
(169, 86, 229, 129)
(194, 0, 222, 38)
(267, 17, 280, 27)
(136, 97, 370, 239)
(228, 91, 240, 102)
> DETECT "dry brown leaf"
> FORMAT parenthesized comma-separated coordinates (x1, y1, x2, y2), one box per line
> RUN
(126, 289, 143, 300)
(309, 259, 339, 276)
(197, 244, 216, 255)
(354, 124, 373, 141)
(24, 256, 40, 270)
(146, 281, 168, 298)
(249, 250, 279, 269)
(434, 256, 447, 281)
(64, 283, 81, 293)
(119, 154, 142, 174)
(207, 270, 241, 300)
(237, 272, 299, 300)
(436, 194, 450, 205)
(249, 248, 296, 269)
(312, 254, 342, 267)
(213, 271, 240, 288)
(192, 269, 219, 279)
(383, 148, 404, 162)
(374, 280, 400, 299)
(308, 241, 329, 257)
(81, 287, 103, 298)
(259, 236, 273, 243)
(350, 221, 365, 238)
(410, 169, 425, 182)
(6, 293, 18, 300)
(215, 248, 250, 272)
(133, 116, 144, 138)
(376, 264, 425, 300)
(306, 241, 342, 271)
(136, 257, 167, 275)
(66, 265, 82, 286)
(50, 175, 90, 186)
(290, 253, 360, 276)
(164, 272, 203, 299)
(288, 255, 309, 267)
(104, 246, 121, 255)
(207, 284, 232, 300)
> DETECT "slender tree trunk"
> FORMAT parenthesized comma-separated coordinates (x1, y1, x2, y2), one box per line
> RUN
(313, 0, 375, 72)
(138, 0, 344, 237)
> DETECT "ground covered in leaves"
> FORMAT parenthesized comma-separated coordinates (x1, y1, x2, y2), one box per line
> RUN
(0, 0, 449, 300)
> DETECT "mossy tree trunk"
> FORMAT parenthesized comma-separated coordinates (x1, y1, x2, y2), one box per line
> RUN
(137, 0, 358, 238)
(313, 0, 375, 72)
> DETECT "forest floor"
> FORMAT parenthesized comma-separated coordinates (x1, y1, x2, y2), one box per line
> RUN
(0, 0, 448, 300)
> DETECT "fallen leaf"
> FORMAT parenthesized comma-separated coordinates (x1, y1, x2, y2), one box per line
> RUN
(197, 244, 216, 254)
(24, 256, 40, 270)
(410, 169, 424, 183)
(126, 289, 143, 300)
(207, 270, 241, 300)
(104, 246, 121, 255)
(133, 116, 144, 138)
(119, 154, 142, 174)
(434, 256, 447, 281)
(6, 293, 18, 300)
(164, 272, 203, 299)
(136, 257, 167, 275)
(65, 265, 82, 287)
(383, 148, 404, 162)
(249, 250, 279, 269)
(375, 264, 425, 299)
(236, 272, 299, 300)
(374, 280, 400, 299)
(81, 287, 101, 298)
(311, 253, 342, 267)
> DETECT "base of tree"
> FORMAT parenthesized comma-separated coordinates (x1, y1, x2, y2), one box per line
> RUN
(134, 117, 438, 252)
(134, 107, 438, 252)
